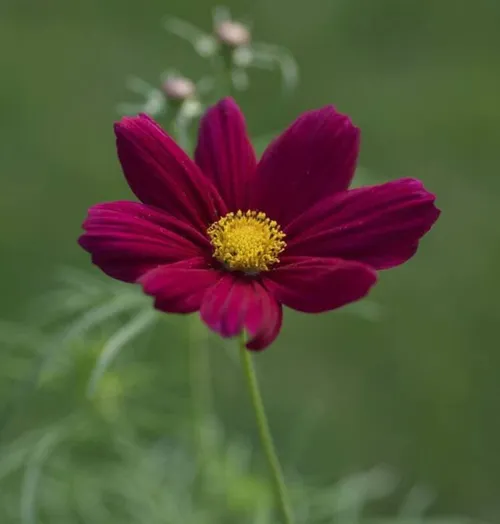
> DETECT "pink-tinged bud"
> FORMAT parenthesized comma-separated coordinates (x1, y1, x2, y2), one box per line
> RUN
(161, 76, 196, 101)
(215, 20, 251, 48)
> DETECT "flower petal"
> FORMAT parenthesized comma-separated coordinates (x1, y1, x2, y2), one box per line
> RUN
(285, 178, 440, 269)
(264, 256, 377, 313)
(79, 201, 211, 282)
(200, 275, 282, 351)
(253, 106, 359, 226)
(244, 284, 283, 351)
(195, 98, 257, 211)
(139, 258, 220, 314)
(115, 114, 226, 231)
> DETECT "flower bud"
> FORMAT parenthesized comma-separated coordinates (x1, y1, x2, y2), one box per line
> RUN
(161, 76, 196, 101)
(215, 20, 251, 48)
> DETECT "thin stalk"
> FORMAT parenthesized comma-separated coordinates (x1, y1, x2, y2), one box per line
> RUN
(238, 334, 294, 524)
(217, 49, 234, 98)
(188, 315, 213, 459)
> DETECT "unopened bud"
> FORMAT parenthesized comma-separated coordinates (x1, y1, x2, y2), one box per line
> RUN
(215, 20, 251, 48)
(161, 76, 196, 101)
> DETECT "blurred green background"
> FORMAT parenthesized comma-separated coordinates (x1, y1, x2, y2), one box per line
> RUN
(1, 0, 499, 522)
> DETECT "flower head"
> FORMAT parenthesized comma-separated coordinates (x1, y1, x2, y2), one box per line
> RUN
(215, 19, 251, 48)
(161, 75, 197, 101)
(79, 98, 440, 350)
(165, 8, 298, 93)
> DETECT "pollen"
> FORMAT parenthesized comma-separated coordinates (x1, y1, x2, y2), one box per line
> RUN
(207, 210, 286, 273)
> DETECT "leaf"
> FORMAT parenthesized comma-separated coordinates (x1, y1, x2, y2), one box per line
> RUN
(20, 425, 68, 524)
(86, 309, 158, 397)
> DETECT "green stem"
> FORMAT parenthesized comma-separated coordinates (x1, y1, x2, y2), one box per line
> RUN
(164, 104, 192, 154)
(217, 49, 234, 99)
(188, 315, 213, 461)
(238, 334, 294, 524)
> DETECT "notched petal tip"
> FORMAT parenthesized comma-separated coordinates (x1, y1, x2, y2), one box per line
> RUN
(77, 201, 211, 284)
(254, 104, 361, 225)
(77, 233, 90, 251)
(285, 176, 441, 270)
(243, 283, 283, 351)
(244, 302, 283, 351)
(381, 177, 441, 233)
(112, 110, 227, 229)
(200, 97, 248, 129)
(200, 276, 282, 351)
(113, 112, 158, 136)
(195, 96, 256, 211)
(303, 104, 360, 139)
(265, 257, 377, 314)
(316, 104, 357, 124)
(139, 259, 219, 314)
(211, 96, 238, 109)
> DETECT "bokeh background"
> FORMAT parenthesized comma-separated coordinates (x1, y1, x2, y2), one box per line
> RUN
(1, 0, 499, 522)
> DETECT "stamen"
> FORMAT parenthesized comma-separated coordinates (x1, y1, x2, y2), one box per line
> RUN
(207, 210, 286, 273)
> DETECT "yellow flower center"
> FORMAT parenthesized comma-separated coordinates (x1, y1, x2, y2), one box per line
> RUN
(207, 210, 286, 274)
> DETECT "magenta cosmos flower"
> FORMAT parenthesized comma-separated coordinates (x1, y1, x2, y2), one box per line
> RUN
(79, 98, 440, 350)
